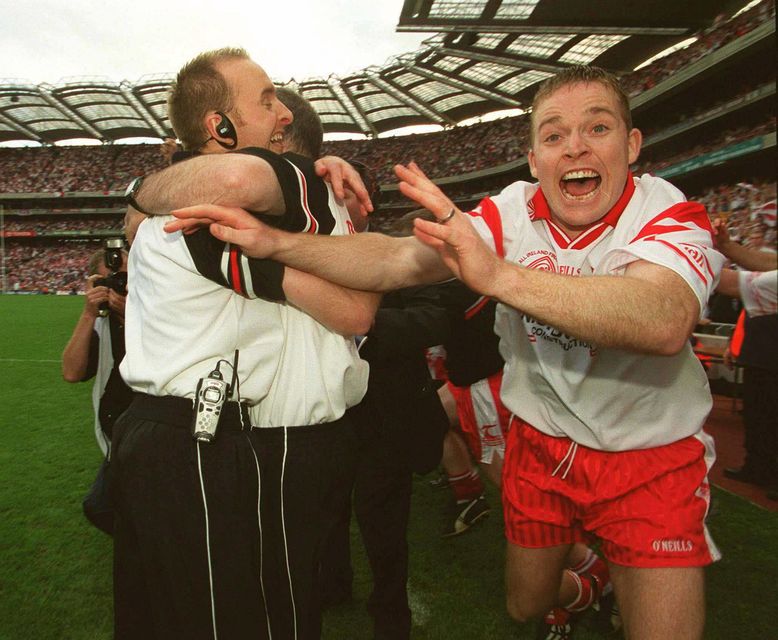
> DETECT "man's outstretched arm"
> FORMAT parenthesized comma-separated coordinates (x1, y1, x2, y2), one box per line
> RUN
(400, 163, 704, 356)
(165, 204, 452, 291)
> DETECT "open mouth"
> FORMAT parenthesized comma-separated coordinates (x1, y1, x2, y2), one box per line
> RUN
(560, 169, 602, 200)
(270, 132, 284, 146)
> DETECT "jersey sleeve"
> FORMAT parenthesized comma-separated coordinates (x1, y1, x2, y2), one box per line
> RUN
(464, 196, 502, 255)
(597, 201, 726, 317)
(236, 148, 338, 234)
(739, 269, 778, 317)
(183, 227, 286, 301)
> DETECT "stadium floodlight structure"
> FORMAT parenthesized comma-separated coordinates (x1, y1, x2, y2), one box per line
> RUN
(0, 0, 760, 144)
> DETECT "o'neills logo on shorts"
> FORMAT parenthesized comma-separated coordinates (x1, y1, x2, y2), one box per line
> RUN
(652, 539, 694, 553)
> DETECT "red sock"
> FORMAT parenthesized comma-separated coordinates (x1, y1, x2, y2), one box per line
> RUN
(448, 469, 483, 502)
(564, 570, 598, 613)
(570, 549, 611, 595)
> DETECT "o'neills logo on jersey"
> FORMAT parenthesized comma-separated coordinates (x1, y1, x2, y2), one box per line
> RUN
(651, 539, 694, 553)
(518, 250, 557, 271)
(680, 243, 707, 271)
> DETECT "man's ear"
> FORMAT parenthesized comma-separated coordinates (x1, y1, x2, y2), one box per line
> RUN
(203, 112, 222, 140)
(627, 128, 642, 165)
(528, 149, 538, 179)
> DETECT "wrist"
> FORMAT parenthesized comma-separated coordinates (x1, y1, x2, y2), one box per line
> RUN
(484, 258, 514, 300)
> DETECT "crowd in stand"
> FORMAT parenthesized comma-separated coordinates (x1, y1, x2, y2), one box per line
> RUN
(1, 0, 775, 293)
(4, 177, 773, 294)
(2, 216, 121, 233)
(0, 0, 773, 196)
(620, 0, 775, 97)
(0, 144, 166, 194)
(634, 115, 777, 175)
(3, 240, 101, 293)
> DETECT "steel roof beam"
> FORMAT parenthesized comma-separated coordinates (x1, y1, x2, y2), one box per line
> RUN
(398, 23, 687, 36)
(406, 63, 523, 107)
(329, 79, 377, 137)
(437, 45, 569, 73)
(366, 72, 455, 126)
(0, 111, 43, 143)
(38, 86, 105, 139)
(120, 83, 167, 138)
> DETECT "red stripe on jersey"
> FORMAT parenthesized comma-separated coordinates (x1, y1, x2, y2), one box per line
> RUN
(569, 222, 609, 250)
(630, 202, 712, 244)
(464, 295, 490, 320)
(229, 246, 244, 295)
(469, 197, 505, 257)
(544, 220, 571, 249)
(655, 238, 707, 283)
(287, 161, 318, 234)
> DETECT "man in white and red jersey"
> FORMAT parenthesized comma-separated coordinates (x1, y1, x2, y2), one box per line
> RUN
(166, 65, 725, 640)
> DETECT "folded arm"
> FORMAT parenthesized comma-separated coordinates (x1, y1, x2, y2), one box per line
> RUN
(283, 268, 380, 336)
(133, 153, 285, 216)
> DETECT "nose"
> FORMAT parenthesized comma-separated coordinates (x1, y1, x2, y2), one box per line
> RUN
(277, 100, 293, 125)
(564, 130, 589, 158)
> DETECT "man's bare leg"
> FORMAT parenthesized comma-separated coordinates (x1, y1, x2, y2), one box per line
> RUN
(505, 542, 572, 622)
(609, 564, 704, 640)
(480, 453, 503, 488)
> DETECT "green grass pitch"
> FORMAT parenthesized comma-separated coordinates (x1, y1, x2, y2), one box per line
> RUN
(1, 295, 776, 638)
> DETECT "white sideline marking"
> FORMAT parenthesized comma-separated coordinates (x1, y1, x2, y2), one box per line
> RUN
(407, 580, 430, 627)
(0, 358, 59, 363)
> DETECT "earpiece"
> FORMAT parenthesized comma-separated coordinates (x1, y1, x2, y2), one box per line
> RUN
(214, 111, 237, 149)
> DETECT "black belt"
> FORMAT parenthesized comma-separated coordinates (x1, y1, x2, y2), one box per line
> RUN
(127, 392, 251, 432)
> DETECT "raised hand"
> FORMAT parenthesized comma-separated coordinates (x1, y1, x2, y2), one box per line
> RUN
(165, 204, 279, 259)
(315, 155, 373, 217)
(395, 162, 504, 296)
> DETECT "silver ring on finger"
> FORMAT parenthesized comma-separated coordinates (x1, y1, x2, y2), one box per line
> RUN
(438, 208, 456, 224)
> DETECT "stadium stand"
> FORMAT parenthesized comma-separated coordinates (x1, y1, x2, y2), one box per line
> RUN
(0, 0, 775, 292)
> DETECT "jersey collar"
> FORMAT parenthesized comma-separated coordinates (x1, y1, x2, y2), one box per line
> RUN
(530, 172, 636, 228)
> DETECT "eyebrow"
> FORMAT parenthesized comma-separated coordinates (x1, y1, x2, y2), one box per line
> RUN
(536, 105, 618, 132)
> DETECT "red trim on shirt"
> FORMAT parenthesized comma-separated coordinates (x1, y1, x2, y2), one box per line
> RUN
(290, 164, 318, 234)
(229, 246, 244, 295)
(655, 238, 707, 283)
(469, 197, 505, 257)
(464, 295, 490, 320)
(544, 220, 571, 249)
(630, 202, 712, 244)
(529, 174, 636, 249)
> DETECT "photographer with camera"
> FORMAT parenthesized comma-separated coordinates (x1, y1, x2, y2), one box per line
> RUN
(62, 240, 134, 533)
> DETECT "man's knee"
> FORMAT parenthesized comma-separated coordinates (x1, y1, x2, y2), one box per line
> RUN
(505, 587, 553, 623)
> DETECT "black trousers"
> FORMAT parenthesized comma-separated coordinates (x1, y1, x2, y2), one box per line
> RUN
(742, 366, 778, 483)
(319, 398, 421, 640)
(112, 395, 357, 640)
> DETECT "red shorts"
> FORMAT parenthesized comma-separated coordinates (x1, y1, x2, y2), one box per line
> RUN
(502, 418, 720, 568)
(448, 370, 512, 465)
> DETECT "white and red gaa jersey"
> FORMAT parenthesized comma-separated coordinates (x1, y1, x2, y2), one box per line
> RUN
(466, 173, 725, 451)
(738, 269, 778, 318)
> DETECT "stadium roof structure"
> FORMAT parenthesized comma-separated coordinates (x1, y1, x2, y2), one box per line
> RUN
(0, 0, 755, 144)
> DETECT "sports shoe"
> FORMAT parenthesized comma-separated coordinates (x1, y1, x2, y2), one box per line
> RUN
(428, 472, 449, 489)
(588, 589, 622, 636)
(441, 494, 490, 537)
(535, 607, 575, 640)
